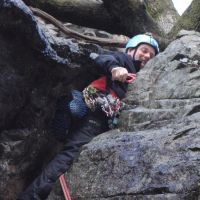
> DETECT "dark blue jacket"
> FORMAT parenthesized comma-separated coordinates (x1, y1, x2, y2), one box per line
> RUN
(95, 51, 141, 99)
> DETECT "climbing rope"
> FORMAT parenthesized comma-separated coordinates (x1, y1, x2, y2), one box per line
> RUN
(59, 174, 72, 200)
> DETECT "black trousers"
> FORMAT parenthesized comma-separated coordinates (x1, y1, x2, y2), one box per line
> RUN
(18, 111, 109, 200)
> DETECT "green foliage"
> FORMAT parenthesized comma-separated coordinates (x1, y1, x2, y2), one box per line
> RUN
(169, 0, 200, 37)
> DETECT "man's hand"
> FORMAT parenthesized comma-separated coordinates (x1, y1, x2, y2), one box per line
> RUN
(111, 67, 128, 82)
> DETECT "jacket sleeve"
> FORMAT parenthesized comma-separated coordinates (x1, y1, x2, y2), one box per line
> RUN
(94, 53, 121, 75)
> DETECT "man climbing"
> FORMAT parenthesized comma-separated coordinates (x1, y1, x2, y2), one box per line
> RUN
(17, 34, 159, 200)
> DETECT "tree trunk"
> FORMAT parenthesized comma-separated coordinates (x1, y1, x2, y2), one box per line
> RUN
(22, 0, 123, 33)
(30, 7, 130, 48)
(169, 0, 200, 37)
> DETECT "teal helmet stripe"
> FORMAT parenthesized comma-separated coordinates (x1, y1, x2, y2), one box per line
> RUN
(125, 34, 159, 54)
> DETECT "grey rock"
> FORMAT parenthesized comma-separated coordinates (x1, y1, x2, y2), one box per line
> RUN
(0, 0, 200, 200)
(0, 1, 104, 199)
(68, 125, 200, 199)
(63, 31, 200, 199)
(144, 0, 179, 34)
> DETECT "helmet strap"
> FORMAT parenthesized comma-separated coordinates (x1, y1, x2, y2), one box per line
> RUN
(132, 46, 142, 72)
(133, 47, 137, 60)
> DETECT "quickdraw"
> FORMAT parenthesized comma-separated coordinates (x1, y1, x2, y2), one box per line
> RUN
(83, 86, 122, 118)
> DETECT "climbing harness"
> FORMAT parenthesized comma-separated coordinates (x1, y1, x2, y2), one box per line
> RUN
(83, 86, 125, 129)
(59, 174, 72, 200)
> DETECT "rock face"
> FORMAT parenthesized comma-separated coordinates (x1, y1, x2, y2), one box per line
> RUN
(144, 0, 179, 34)
(0, 1, 102, 199)
(169, 0, 200, 37)
(23, 0, 119, 34)
(102, 0, 164, 37)
(57, 31, 200, 200)
(0, 0, 200, 200)
(23, 0, 178, 36)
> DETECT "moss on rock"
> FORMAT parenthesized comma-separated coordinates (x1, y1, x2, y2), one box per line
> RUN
(169, 0, 200, 37)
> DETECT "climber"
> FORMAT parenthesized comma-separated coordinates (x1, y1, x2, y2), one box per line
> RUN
(17, 34, 159, 200)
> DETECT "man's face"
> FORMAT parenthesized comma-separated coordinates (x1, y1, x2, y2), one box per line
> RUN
(127, 44, 156, 68)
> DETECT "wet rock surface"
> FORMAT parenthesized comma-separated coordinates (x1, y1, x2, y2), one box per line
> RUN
(0, 0, 200, 200)
(0, 1, 103, 199)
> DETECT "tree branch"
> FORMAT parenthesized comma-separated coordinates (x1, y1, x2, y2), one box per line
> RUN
(30, 6, 129, 47)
